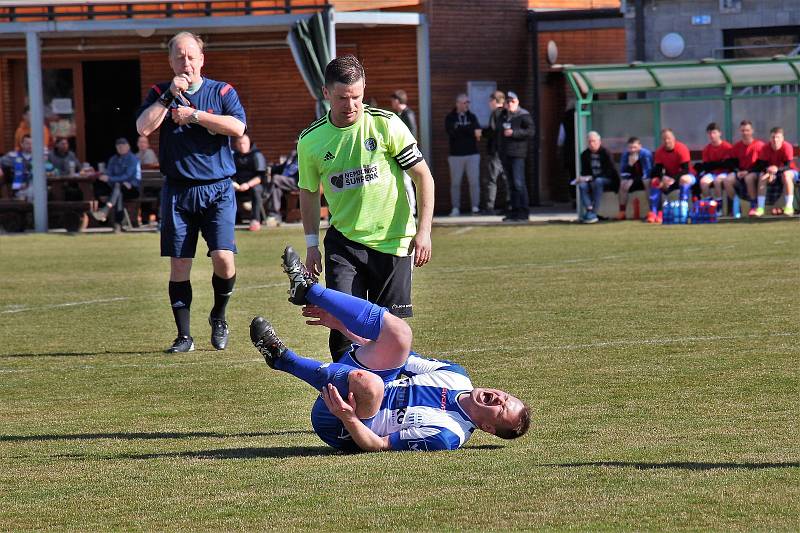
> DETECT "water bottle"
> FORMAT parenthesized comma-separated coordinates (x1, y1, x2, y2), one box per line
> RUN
(663, 201, 673, 224)
(673, 201, 680, 224)
(679, 200, 688, 224)
(732, 195, 741, 219)
(709, 200, 718, 223)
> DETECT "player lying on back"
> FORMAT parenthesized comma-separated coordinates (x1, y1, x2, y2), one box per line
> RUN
(249, 246, 531, 452)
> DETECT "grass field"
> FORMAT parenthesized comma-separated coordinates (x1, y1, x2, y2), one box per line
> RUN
(1, 220, 798, 531)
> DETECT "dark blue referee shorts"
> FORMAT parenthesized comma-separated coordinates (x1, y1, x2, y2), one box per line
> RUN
(160, 178, 238, 258)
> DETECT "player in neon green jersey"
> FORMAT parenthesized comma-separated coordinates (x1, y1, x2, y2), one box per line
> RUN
(298, 55, 435, 361)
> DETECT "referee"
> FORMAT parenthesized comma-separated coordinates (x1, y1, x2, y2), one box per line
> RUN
(298, 55, 434, 361)
(136, 32, 246, 353)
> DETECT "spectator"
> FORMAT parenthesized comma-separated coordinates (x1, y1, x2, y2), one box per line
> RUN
(497, 91, 534, 222)
(727, 120, 764, 217)
(265, 147, 299, 227)
(136, 135, 159, 169)
(90, 137, 141, 232)
(445, 93, 482, 216)
(617, 136, 653, 220)
(0, 134, 33, 201)
(390, 89, 418, 216)
(390, 90, 418, 140)
(753, 127, 796, 217)
(577, 131, 618, 223)
(483, 90, 509, 215)
(696, 122, 734, 205)
(48, 137, 81, 175)
(647, 129, 695, 224)
(231, 134, 268, 231)
(14, 105, 52, 151)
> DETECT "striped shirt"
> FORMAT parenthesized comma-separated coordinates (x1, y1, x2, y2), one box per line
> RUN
(368, 354, 477, 451)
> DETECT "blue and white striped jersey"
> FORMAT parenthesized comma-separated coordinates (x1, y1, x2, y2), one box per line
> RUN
(367, 354, 477, 451)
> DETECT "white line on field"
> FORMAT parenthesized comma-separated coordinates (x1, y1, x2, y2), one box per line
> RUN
(451, 227, 474, 236)
(0, 283, 286, 315)
(440, 331, 799, 355)
(4, 332, 796, 375)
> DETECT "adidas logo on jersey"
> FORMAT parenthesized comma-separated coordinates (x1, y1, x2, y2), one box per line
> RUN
(323, 151, 335, 161)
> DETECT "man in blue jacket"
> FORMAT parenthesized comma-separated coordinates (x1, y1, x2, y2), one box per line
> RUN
(617, 136, 653, 220)
(91, 137, 141, 232)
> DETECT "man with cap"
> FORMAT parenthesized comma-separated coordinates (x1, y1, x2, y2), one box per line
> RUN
(497, 91, 534, 221)
(91, 137, 141, 233)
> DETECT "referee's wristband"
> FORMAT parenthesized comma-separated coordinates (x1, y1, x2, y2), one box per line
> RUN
(305, 234, 319, 248)
(158, 91, 175, 108)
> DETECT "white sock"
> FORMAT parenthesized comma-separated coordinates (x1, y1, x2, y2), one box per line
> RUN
(757, 195, 766, 209)
(785, 195, 794, 209)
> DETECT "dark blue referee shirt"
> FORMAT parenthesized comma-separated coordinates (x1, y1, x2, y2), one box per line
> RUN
(137, 77, 246, 182)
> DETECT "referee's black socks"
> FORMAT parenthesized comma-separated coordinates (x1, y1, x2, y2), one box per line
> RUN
(168, 280, 192, 337)
(210, 273, 236, 321)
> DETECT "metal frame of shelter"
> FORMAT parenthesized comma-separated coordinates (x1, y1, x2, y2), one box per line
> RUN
(563, 57, 800, 216)
(0, 2, 431, 232)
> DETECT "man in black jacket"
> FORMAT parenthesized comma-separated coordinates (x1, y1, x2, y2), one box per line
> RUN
(577, 131, 618, 223)
(232, 134, 268, 231)
(483, 90, 509, 214)
(445, 93, 482, 216)
(497, 91, 534, 221)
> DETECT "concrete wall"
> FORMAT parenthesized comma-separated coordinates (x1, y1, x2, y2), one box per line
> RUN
(625, 0, 800, 62)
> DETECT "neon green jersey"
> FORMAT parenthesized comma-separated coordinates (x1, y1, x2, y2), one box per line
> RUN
(298, 106, 424, 256)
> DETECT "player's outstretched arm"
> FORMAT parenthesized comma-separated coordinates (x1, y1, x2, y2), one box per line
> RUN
(406, 160, 434, 267)
(321, 383, 390, 452)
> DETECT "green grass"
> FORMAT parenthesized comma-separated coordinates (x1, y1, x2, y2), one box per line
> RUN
(1, 221, 798, 531)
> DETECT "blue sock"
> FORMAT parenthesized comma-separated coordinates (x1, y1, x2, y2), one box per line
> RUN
(274, 348, 352, 395)
(306, 284, 386, 341)
(648, 186, 662, 213)
(679, 184, 691, 202)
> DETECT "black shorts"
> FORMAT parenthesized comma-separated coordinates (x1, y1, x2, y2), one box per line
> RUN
(323, 225, 413, 318)
(620, 176, 646, 193)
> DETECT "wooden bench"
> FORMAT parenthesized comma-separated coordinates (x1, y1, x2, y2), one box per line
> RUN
(0, 200, 93, 232)
(284, 190, 329, 223)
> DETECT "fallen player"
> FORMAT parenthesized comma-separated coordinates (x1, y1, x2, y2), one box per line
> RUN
(249, 246, 530, 452)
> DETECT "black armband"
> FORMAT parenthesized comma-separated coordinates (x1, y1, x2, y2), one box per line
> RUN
(395, 144, 425, 171)
(158, 91, 176, 108)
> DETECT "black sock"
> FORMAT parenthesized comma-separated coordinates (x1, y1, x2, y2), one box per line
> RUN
(168, 280, 192, 337)
(210, 273, 236, 320)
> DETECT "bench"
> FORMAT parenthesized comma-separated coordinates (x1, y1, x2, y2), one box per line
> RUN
(0, 200, 93, 232)
(284, 190, 329, 223)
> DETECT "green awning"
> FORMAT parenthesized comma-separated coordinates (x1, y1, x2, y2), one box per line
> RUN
(564, 57, 800, 100)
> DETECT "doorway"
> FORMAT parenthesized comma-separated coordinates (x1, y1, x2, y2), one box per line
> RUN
(82, 60, 141, 168)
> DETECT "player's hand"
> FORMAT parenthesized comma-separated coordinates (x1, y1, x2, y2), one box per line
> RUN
(410, 231, 431, 267)
(170, 74, 190, 97)
(503, 128, 513, 137)
(321, 383, 357, 421)
(231, 182, 240, 191)
(122, 182, 132, 190)
(302, 305, 346, 332)
(98, 174, 109, 183)
(170, 106, 194, 126)
(767, 165, 779, 174)
(305, 246, 323, 280)
(239, 183, 250, 192)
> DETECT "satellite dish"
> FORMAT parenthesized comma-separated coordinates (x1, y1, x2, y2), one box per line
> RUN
(546, 40, 558, 65)
(660, 33, 685, 59)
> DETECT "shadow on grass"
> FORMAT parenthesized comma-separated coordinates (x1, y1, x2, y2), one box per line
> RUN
(0, 430, 314, 443)
(549, 461, 800, 471)
(121, 445, 336, 460)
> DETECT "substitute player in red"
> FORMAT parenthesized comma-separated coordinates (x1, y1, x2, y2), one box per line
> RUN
(696, 123, 733, 207)
(753, 127, 796, 217)
(647, 129, 695, 223)
(725, 120, 764, 217)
